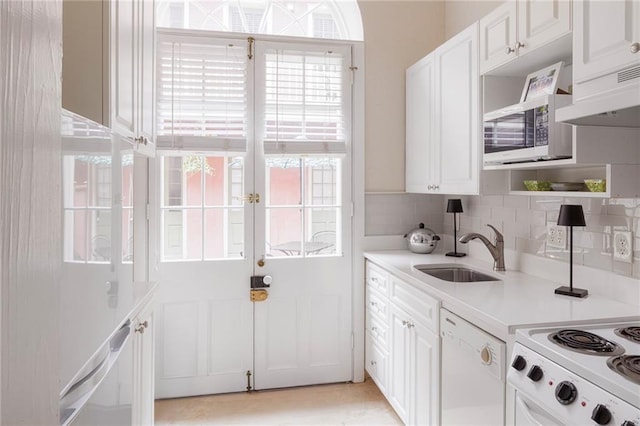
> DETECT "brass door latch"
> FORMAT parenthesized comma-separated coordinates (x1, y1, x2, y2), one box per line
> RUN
(250, 289, 268, 302)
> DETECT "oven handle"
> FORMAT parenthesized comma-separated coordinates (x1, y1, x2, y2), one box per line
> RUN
(516, 394, 559, 426)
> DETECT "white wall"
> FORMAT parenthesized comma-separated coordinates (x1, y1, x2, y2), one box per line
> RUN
(0, 1, 62, 423)
(359, 0, 446, 192)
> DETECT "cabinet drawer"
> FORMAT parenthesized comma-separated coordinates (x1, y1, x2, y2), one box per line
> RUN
(390, 276, 439, 333)
(365, 332, 388, 394)
(366, 261, 389, 296)
(366, 313, 389, 349)
(366, 288, 389, 322)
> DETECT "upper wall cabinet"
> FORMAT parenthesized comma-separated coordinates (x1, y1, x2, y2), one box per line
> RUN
(479, 0, 572, 74)
(63, 0, 156, 156)
(406, 55, 436, 193)
(406, 23, 496, 195)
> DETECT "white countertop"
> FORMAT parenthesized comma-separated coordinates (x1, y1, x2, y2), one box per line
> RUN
(364, 250, 640, 341)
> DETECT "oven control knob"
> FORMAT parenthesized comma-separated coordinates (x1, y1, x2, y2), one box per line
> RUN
(527, 365, 543, 382)
(591, 404, 612, 425)
(621, 422, 636, 426)
(511, 355, 527, 371)
(554, 381, 577, 405)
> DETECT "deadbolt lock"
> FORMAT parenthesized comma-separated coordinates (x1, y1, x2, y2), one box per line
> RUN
(250, 289, 268, 302)
(257, 258, 265, 267)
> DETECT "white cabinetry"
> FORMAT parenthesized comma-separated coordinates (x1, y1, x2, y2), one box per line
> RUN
(63, 0, 155, 156)
(436, 24, 480, 194)
(132, 297, 155, 425)
(406, 55, 436, 193)
(365, 261, 440, 426)
(406, 23, 482, 195)
(479, 0, 572, 74)
(572, 0, 640, 97)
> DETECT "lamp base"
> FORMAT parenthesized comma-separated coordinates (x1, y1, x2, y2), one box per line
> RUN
(445, 252, 466, 257)
(554, 286, 588, 298)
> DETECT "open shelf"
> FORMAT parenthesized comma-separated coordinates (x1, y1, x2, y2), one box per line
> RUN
(510, 164, 640, 198)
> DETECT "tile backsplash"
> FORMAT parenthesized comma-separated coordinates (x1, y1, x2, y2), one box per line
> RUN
(365, 193, 640, 279)
(365, 193, 444, 237)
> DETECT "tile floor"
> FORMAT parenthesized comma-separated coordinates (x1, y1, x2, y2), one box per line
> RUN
(155, 379, 402, 425)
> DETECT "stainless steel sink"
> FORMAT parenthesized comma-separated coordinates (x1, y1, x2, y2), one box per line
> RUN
(414, 264, 500, 282)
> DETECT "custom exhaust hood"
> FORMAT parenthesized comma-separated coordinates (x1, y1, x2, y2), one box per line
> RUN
(556, 64, 640, 128)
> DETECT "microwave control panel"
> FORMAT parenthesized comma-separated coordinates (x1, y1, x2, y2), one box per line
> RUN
(534, 105, 549, 147)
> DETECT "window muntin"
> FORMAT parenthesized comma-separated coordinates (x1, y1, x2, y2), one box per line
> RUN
(63, 154, 134, 264)
(265, 157, 340, 258)
(160, 155, 245, 261)
(156, 0, 363, 41)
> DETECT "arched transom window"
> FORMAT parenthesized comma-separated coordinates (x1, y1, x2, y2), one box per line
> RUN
(157, 0, 363, 41)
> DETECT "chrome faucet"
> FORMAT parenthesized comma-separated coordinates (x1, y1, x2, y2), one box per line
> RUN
(458, 224, 505, 272)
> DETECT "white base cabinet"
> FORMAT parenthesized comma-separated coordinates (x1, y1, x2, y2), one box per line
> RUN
(132, 296, 156, 425)
(365, 261, 440, 425)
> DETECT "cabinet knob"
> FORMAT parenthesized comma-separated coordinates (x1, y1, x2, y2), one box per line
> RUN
(433, 185, 439, 191)
(631, 42, 640, 54)
(135, 320, 148, 334)
(370, 360, 376, 366)
(427, 185, 433, 190)
(515, 42, 525, 51)
(407, 322, 415, 328)
(505, 46, 515, 55)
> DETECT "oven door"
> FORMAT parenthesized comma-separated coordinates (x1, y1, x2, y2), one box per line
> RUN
(514, 392, 562, 426)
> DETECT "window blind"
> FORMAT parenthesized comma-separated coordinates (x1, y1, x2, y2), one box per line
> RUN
(157, 33, 249, 153)
(262, 46, 348, 155)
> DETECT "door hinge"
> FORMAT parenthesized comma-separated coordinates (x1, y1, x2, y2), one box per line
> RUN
(351, 332, 355, 349)
(350, 202, 354, 218)
(145, 203, 150, 221)
(248, 37, 255, 60)
(246, 370, 253, 392)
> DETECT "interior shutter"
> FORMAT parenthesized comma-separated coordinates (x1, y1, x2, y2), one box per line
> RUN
(156, 33, 249, 154)
(260, 44, 349, 156)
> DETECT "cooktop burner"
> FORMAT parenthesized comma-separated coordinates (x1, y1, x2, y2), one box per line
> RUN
(615, 326, 640, 344)
(607, 355, 640, 384)
(548, 329, 625, 356)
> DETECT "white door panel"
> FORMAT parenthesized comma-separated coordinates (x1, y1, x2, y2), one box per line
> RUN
(154, 36, 353, 397)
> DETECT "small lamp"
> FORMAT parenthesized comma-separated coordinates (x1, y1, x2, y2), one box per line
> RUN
(445, 199, 466, 257)
(554, 204, 588, 298)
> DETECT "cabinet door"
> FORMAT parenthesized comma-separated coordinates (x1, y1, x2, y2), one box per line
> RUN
(388, 306, 411, 424)
(406, 55, 436, 193)
(573, 0, 640, 84)
(365, 332, 388, 394)
(436, 23, 480, 195)
(479, 1, 518, 74)
(517, 0, 571, 56)
(111, 0, 137, 139)
(132, 308, 155, 425)
(411, 322, 439, 426)
(137, 0, 156, 156)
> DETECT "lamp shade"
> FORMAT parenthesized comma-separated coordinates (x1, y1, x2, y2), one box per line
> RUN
(557, 204, 586, 227)
(446, 199, 463, 213)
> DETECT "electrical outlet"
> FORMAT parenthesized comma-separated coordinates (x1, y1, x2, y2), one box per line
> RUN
(547, 224, 567, 249)
(613, 231, 633, 263)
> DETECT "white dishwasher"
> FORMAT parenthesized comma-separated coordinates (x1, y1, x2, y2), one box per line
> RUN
(440, 308, 506, 425)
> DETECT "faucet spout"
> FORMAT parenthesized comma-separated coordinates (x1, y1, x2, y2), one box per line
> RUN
(458, 224, 505, 272)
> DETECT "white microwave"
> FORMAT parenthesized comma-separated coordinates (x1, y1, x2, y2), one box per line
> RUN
(483, 95, 573, 165)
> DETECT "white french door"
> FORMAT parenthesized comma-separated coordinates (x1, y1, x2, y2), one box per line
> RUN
(153, 32, 353, 398)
